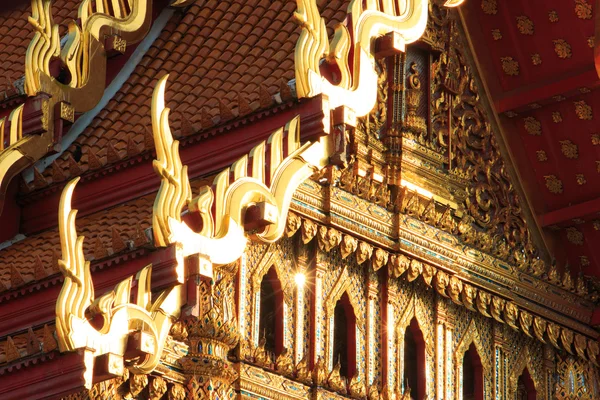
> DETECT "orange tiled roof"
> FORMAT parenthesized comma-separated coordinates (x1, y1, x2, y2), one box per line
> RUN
(0, 192, 154, 291)
(0, 0, 78, 94)
(0, 175, 213, 293)
(35, 0, 350, 187)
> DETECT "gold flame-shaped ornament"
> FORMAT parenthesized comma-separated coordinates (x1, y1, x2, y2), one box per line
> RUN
(294, 0, 464, 117)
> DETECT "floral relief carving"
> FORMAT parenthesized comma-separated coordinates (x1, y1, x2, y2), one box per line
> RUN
(544, 175, 563, 194)
(491, 29, 502, 40)
(501, 57, 520, 76)
(574, 100, 593, 120)
(536, 150, 547, 162)
(554, 39, 572, 59)
(523, 116, 541, 135)
(549, 10, 559, 22)
(516, 16, 534, 35)
(575, 0, 592, 19)
(552, 112, 562, 123)
(481, 0, 497, 14)
(566, 227, 584, 245)
(559, 140, 578, 159)
(531, 54, 542, 65)
(576, 174, 586, 185)
(588, 36, 595, 48)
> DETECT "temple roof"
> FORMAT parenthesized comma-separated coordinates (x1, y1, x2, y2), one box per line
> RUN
(27, 0, 349, 189)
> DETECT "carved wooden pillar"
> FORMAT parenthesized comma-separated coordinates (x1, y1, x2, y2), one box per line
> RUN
(435, 296, 453, 400)
(386, 276, 398, 391)
(492, 323, 506, 400)
(312, 250, 328, 367)
(367, 270, 378, 386)
(542, 344, 555, 400)
(295, 236, 312, 365)
(238, 252, 249, 357)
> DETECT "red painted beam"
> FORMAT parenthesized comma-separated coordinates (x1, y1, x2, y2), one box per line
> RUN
(496, 66, 600, 113)
(539, 196, 600, 227)
(0, 246, 176, 337)
(0, 350, 89, 400)
(19, 97, 327, 235)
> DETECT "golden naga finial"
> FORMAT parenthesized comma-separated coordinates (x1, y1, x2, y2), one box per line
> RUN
(0, 0, 193, 214)
(56, 177, 184, 388)
(151, 75, 330, 267)
(293, 0, 464, 117)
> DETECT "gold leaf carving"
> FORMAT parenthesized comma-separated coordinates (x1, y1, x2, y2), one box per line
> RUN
(552, 112, 562, 122)
(547, 322, 561, 349)
(533, 317, 547, 343)
(285, 212, 302, 237)
(531, 53, 542, 65)
(301, 219, 317, 243)
(389, 254, 410, 278)
(434, 270, 450, 297)
(476, 291, 492, 318)
(591, 134, 600, 145)
(406, 259, 423, 282)
(519, 310, 533, 338)
(576, 174, 586, 185)
(490, 296, 506, 323)
(372, 248, 389, 271)
(559, 140, 578, 159)
(504, 301, 519, 330)
(536, 150, 547, 162)
(516, 16, 534, 35)
(523, 116, 541, 135)
(574, 100, 593, 120)
(566, 227, 584, 245)
(461, 284, 477, 311)
(340, 235, 358, 259)
(588, 36, 595, 48)
(544, 175, 563, 194)
(491, 29, 502, 40)
(575, 0, 592, 19)
(500, 57, 520, 76)
(482, 0, 497, 14)
(554, 39, 572, 59)
(356, 241, 373, 265)
(561, 329, 574, 354)
(549, 10, 559, 22)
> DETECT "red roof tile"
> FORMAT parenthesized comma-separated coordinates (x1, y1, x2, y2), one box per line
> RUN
(36, 0, 350, 187)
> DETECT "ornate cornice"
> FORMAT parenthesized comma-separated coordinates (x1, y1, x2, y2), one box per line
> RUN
(288, 186, 600, 365)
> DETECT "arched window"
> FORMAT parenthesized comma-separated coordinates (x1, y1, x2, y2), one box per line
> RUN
(404, 318, 426, 399)
(516, 368, 536, 400)
(333, 292, 357, 379)
(462, 344, 483, 400)
(259, 267, 284, 356)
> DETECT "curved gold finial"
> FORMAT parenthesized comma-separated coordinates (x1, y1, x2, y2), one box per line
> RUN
(56, 177, 93, 352)
(152, 76, 330, 264)
(151, 74, 192, 248)
(294, 0, 463, 117)
(56, 178, 184, 388)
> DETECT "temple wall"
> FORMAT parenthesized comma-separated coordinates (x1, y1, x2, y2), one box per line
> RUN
(240, 237, 600, 400)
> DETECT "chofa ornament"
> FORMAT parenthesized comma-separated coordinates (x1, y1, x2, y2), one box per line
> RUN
(54, 74, 332, 386)
(294, 0, 463, 117)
